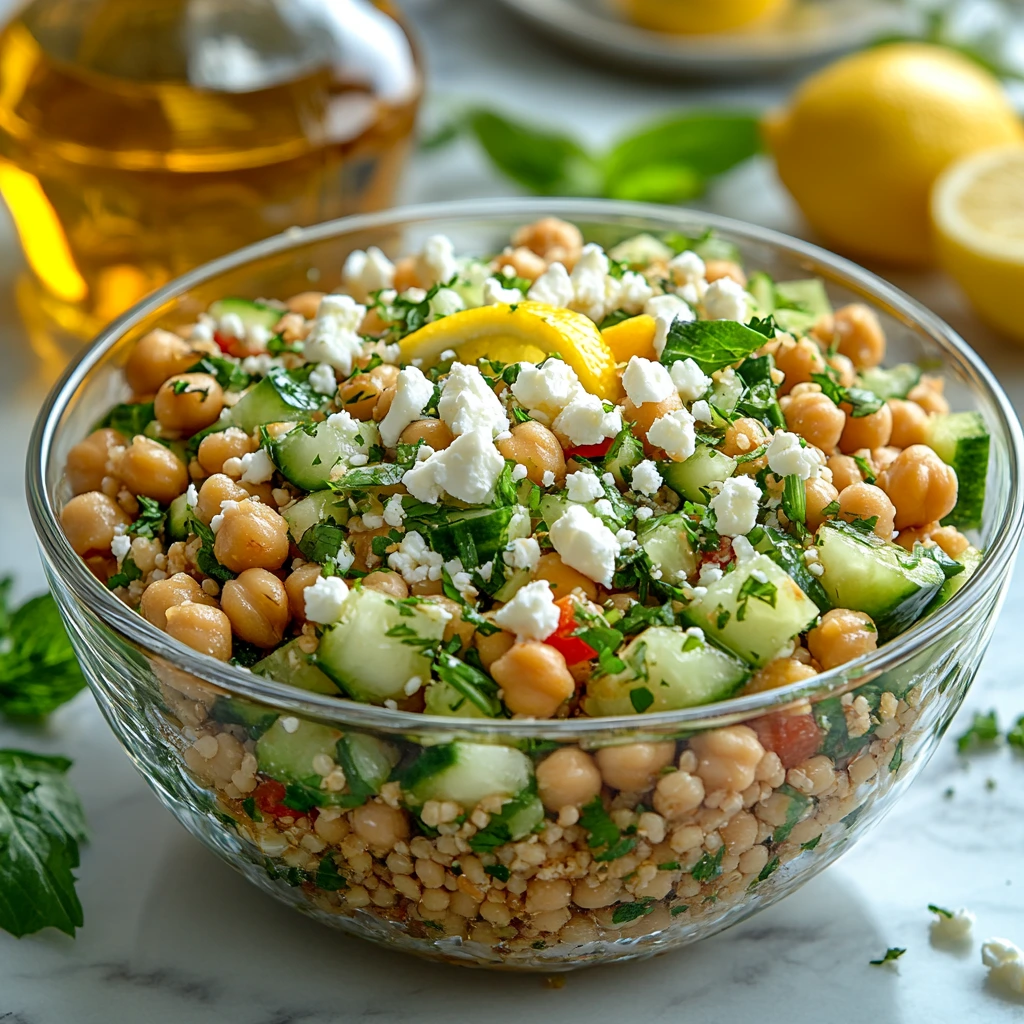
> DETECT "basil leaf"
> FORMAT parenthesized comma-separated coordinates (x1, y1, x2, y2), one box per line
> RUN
(661, 320, 769, 375)
(0, 749, 87, 937)
(606, 163, 704, 204)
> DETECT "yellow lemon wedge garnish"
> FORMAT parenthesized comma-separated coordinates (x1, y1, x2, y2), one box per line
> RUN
(601, 314, 657, 364)
(398, 301, 622, 401)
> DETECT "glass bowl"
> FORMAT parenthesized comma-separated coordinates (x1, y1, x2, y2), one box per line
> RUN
(26, 199, 1024, 971)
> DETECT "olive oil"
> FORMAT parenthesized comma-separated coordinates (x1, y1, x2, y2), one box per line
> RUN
(0, 0, 421, 340)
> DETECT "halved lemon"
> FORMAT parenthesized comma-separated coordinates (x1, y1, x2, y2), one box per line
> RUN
(932, 145, 1024, 342)
(398, 301, 622, 400)
(601, 314, 657, 363)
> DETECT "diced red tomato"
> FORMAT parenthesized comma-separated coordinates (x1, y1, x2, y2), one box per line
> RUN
(753, 712, 823, 769)
(213, 330, 236, 354)
(543, 595, 598, 665)
(564, 438, 613, 459)
(253, 779, 292, 818)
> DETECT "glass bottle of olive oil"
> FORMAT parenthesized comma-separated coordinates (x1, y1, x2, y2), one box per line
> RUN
(0, 0, 421, 342)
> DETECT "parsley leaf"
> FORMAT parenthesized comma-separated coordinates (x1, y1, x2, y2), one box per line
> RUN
(99, 401, 155, 438)
(329, 463, 406, 490)
(0, 749, 87, 937)
(186, 355, 250, 392)
(928, 904, 953, 918)
(869, 947, 906, 966)
(130, 496, 166, 539)
(1007, 715, 1024, 750)
(736, 575, 777, 622)
(0, 583, 86, 721)
(185, 512, 236, 583)
(690, 846, 724, 883)
(629, 687, 654, 713)
(578, 795, 636, 861)
(781, 474, 806, 527)
(810, 372, 883, 418)
(433, 649, 503, 718)
(611, 898, 655, 924)
(660, 319, 770, 375)
(297, 523, 346, 566)
(315, 853, 348, 891)
(616, 599, 676, 636)
(468, 790, 539, 853)
(956, 709, 999, 753)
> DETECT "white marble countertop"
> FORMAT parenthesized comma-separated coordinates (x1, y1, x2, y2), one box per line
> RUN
(3, 1, 1024, 1020)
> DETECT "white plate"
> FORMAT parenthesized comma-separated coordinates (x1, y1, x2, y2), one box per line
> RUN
(494, 0, 916, 78)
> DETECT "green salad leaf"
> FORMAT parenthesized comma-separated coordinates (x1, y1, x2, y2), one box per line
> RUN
(99, 401, 155, 438)
(661, 320, 770, 375)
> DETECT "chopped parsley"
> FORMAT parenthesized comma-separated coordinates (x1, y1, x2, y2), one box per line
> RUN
(869, 947, 906, 966)
(956, 709, 999, 753)
(690, 846, 724, 883)
(105, 553, 142, 591)
(1007, 715, 1024, 750)
(928, 904, 953, 919)
(629, 687, 654, 713)
(888, 739, 904, 773)
(484, 863, 511, 883)
(579, 796, 637, 862)
(611, 898, 655, 924)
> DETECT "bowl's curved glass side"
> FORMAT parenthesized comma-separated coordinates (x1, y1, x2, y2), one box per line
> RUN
(45, 536, 1008, 969)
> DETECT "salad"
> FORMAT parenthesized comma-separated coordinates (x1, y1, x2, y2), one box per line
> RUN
(57, 217, 990, 955)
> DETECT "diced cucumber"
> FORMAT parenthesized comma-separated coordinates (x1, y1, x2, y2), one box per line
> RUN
(255, 718, 342, 783)
(399, 742, 533, 810)
(167, 492, 190, 541)
(271, 414, 379, 492)
(252, 637, 341, 696)
(637, 513, 698, 584)
(315, 588, 448, 703)
(927, 411, 990, 531)
(584, 626, 749, 715)
(857, 363, 921, 401)
(208, 297, 283, 334)
(281, 490, 350, 545)
(814, 521, 944, 640)
(336, 732, 400, 797)
(684, 554, 819, 667)
(429, 505, 524, 566)
(604, 427, 645, 486)
(491, 567, 531, 603)
(661, 444, 736, 503)
(747, 271, 775, 319)
(773, 279, 831, 336)
(423, 679, 494, 718)
(209, 695, 279, 737)
(930, 545, 982, 610)
(709, 369, 745, 415)
(609, 233, 673, 268)
(230, 367, 321, 433)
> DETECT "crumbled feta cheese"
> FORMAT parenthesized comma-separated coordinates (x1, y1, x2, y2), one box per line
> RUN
(478, 560, 494, 582)
(416, 234, 458, 285)
(361, 513, 383, 529)
(429, 287, 464, 319)
(541, 470, 556, 488)
(691, 400, 713, 423)
(210, 498, 242, 534)
(308, 362, 337, 397)
(511, 463, 529, 482)
(402, 429, 505, 504)
(417, 444, 434, 461)
(645, 293, 695, 358)
(622, 356, 674, 406)
(504, 536, 541, 572)
(593, 498, 614, 518)
(494, 579, 560, 642)
(703, 277, 748, 322)
(281, 716, 300, 734)
(185, 483, 199, 509)
(647, 408, 696, 462)
(240, 353, 282, 377)
(807, 563, 824, 577)
(548, 504, 620, 587)
(615, 528, 638, 552)
(569, 243, 617, 322)
(343, 246, 395, 297)
(698, 563, 724, 587)
(303, 575, 350, 624)
(378, 365, 434, 447)
(930, 908, 975, 943)
(750, 568, 768, 584)
(402, 287, 428, 304)
(631, 459, 663, 497)
(566, 470, 605, 503)
(511, 359, 582, 423)
(766, 430, 824, 480)
(190, 318, 215, 344)
(444, 557, 478, 601)
(217, 311, 245, 341)
(670, 357, 712, 402)
(668, 250, 706, 287)
(238, 448, 275, 484)
(438, 362, 509, 438)
(483, 277, 524, 305)
(617, 270, 654, 314)
(710, 476, 762, 536)
(388, 530, 444, 584)
(635, 506, 654, 521)
(304, 294, 366, 376)
(731, 535, 756, 562)
(349, 453, 369, 467)
(383, 494, 406, 528)
(111, 532, 131, 562)
(553, 392, 622, 447)
(982, 938, 1024, 995)
(527, 262, 574, 308)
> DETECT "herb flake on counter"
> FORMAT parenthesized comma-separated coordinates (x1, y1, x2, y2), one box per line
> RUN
(1007, 715, 1024, 750)
(869, 947, 906, 966)
(928, 904, 953, 919)
(956, 709, 1000, 753)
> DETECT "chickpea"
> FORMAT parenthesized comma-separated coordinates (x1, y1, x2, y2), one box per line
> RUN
(284, 563, 322, 620)
(784, 391, 845, 454)
(652, 769, 705, 819)
(493, 246, 547, 282)
(496, 421, 565, 487)
(744, 656, 818, 695)
(66, 428, 124, 495)
(837, 481, 896, 540)
(197, 428, 255, 476)
(112, 436, 189, 504)
(338, 363, 399, 420)
(832, 304, 886, 369)
(839, 402, 892, 453)
(362, 569, 409, 600)
(164, 602, 232, 661)
(351, 802, 409, 848)
(804, 476, 839, 532)
(721, 417, 770, 472)
(490, 641, 575, 718)
(61, 491, 130, 556)
(512, 217, 583, 266)
(827, 453, 864, 492)
(213, 499, 290, 572)
(886, 398, 930, 449)
(622, 392, 683, 453)
(410, 578, 443, 597)
(373, 385, 396, 422)
(769, 338, 826, 395)
(688, 726, 765, 793)
(896, 521, 970, 559)
(828, 352, 856, 387)
(196, 473, 248, 525)
(221, 568, 290, 648)
(399, 418, 455, 451)
(525, 878, 572, 915)
(878, 445, 958, 530)
(350, 525, 391, 572)
(907, 375, 950, 416)
(140, 573, 216, 630)
(871, 446, 899, 473)
(125, 329, 204, 395)
(704, 259, 746, 287)
(573, 875, 623, 909)
(594, 741, 676, 793)
(427, 596, 475, 650)
(534, 552, 598, 602)
(535, 748, 603, 811)
(474, 628, 514, 670)
(286, 291, 324, 319)
(807, 608, 878, 670)
(154, 373, 224, 434)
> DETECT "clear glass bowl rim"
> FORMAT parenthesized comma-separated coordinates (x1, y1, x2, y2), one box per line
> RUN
(26, 197, 1024, 739)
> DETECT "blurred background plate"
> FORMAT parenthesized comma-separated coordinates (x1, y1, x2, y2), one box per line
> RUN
(492, 0, 916, 78)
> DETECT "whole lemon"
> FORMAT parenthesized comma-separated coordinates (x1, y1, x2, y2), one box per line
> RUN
(617, 0, 790, 35)
(763, 43, 1024, 267)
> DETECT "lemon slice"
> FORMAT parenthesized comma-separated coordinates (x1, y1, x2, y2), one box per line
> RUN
(601, 314, 657, 364)
(398, 301, 622, 400)
(932, 145, 1024, 342)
